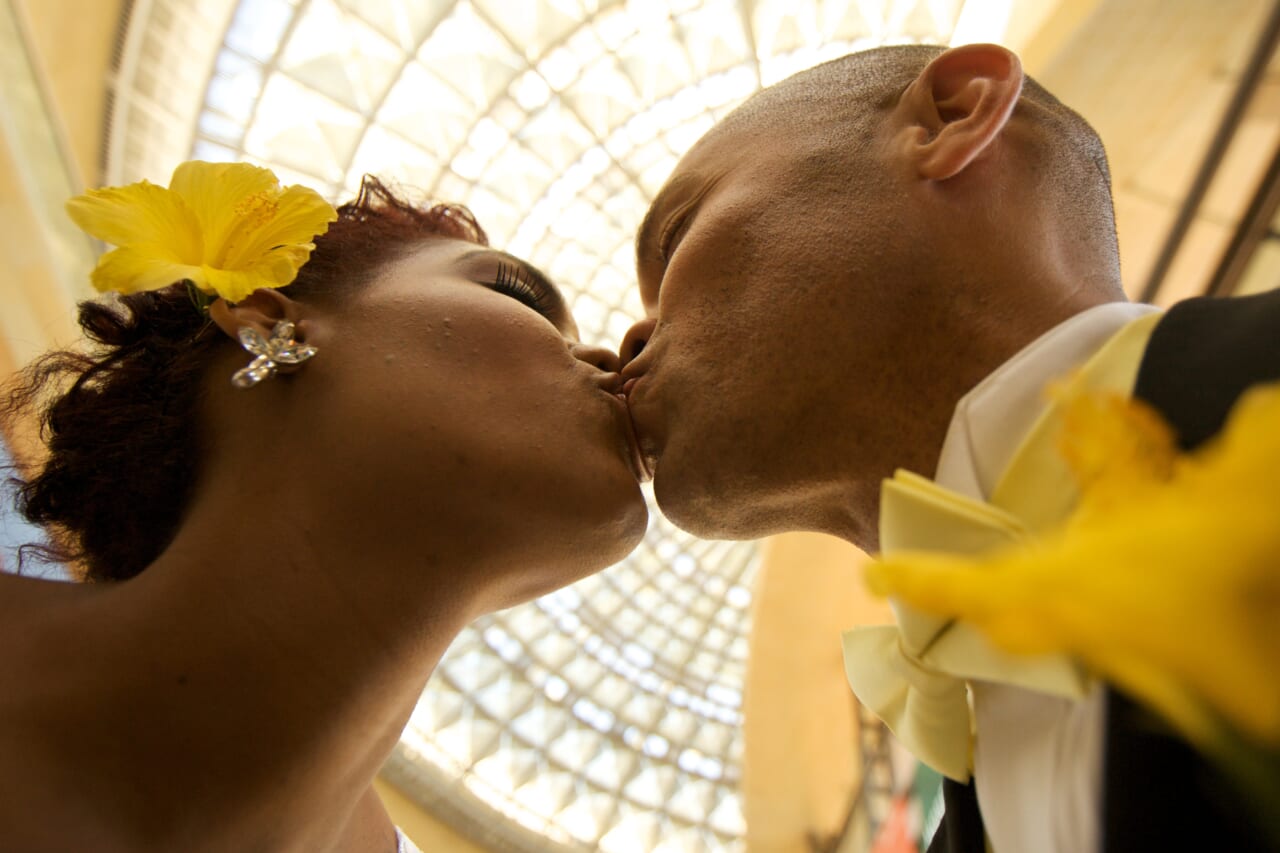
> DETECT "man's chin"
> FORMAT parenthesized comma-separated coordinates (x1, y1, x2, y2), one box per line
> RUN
(651, 463, 774, 541)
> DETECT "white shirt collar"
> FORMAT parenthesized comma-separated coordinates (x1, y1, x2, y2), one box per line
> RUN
(934, 302, 1162, 501)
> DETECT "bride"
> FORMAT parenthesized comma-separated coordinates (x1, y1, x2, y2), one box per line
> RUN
(0, 161, 650, 852)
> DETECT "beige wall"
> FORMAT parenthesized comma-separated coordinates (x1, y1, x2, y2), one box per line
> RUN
(0, 0, 114, 403)
(742, 533, 892, 852)
(1029, 0, 1279, 304)
(12, 0, 120, 190)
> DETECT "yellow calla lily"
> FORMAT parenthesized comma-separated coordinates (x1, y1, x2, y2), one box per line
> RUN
(866, 381, 1280, 749)
(66, 161, 338, 303)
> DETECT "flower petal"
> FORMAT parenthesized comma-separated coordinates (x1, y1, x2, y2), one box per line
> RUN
(1058, 390, 1177, 517)
(198, 243, 315, 303)
(201, 266, 273, 303)
(70, 160, 336, 300)
(168, 160, 283, 257)
(219, 183, 338, 272)
(66, 181, 202, 260)
(90, 245, 204, 295)
(869, 382, 1280, 746)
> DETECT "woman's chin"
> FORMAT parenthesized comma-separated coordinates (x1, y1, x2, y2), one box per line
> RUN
(605, 490, 650, 559)
(572, 459, 650, 552)
(567, 488, 649, 573)
(604, 474, 650, 547)
(493, 501, 648, 611)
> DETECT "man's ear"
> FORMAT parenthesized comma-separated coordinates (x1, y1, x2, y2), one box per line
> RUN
(208, 288, 306, 344)
(896, 43, 1023, 181)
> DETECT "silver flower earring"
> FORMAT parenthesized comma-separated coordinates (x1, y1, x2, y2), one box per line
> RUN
(231, 320, 317, 389)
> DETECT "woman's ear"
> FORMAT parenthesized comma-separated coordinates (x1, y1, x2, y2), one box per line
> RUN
(895, 43, 1023, 181)
(209, 288, 305, 344)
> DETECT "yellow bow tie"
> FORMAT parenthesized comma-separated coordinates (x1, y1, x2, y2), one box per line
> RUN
(842, 311, 1162, 782)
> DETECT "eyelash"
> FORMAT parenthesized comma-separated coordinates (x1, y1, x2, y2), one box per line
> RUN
(492, 262, 556, 317)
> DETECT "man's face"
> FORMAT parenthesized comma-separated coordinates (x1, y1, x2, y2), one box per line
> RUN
(620, 121, 905, 542)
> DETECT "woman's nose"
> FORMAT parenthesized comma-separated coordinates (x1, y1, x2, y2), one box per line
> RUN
(618, 318, 657, 369)
(570, 342, 622, 373)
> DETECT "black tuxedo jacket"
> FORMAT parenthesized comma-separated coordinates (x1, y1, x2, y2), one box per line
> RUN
(927, 288, 1280, 853)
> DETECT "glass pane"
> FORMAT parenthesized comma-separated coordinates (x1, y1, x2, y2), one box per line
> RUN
(243, 74, 365, 181)
(279, 0, 404, 113)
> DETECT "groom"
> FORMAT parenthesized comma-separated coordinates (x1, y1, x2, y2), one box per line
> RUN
(618, 43, 1278, 852)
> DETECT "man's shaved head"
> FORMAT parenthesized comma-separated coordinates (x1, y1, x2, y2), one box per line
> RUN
(712, 45, 1118, 272)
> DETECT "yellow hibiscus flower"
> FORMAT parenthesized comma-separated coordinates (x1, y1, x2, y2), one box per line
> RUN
(866, 380, 1280, 839)
(868, 381, 1280, 744)
(66, 161, 338, 303)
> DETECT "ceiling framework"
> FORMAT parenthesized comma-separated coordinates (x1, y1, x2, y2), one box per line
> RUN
(0, 0, 1266, 846)
(101, 1, 1003, 850)
(92, 0, 1280, 850)
(100, 0, 1280, 850)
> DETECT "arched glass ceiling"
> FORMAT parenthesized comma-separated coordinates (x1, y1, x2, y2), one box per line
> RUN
(105, 1, 1004, 849)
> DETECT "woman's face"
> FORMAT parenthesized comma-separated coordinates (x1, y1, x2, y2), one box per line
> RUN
(306, 237, 649, 609)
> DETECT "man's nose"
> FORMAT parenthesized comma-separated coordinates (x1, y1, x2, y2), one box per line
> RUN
(570, 342, 622, 373)
(618, 318, 657, 370)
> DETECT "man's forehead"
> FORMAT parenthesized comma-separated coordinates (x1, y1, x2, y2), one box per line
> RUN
(635, 125, 743, 254)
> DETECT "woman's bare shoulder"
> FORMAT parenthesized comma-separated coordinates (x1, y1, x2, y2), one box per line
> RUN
(0, 571, 103, 631)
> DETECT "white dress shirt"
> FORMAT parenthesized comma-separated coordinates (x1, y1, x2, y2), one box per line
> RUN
(396, 827, 423, 853)
(931, 301, 1160, 853)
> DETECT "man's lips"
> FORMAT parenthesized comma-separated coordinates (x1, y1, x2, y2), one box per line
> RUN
(608, 390, 653, 483)
(619, 375, 661, 478)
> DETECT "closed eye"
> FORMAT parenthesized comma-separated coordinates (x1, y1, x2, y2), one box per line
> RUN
(658, 206, 694, 263)
(491, 261, 560, 319)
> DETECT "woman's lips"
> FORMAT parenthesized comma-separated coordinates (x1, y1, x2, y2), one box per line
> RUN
(609, 391, 653, 483)
(620, 376, 660, 479)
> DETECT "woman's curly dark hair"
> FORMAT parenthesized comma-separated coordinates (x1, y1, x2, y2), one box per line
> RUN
(4, 176, 487, 583)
